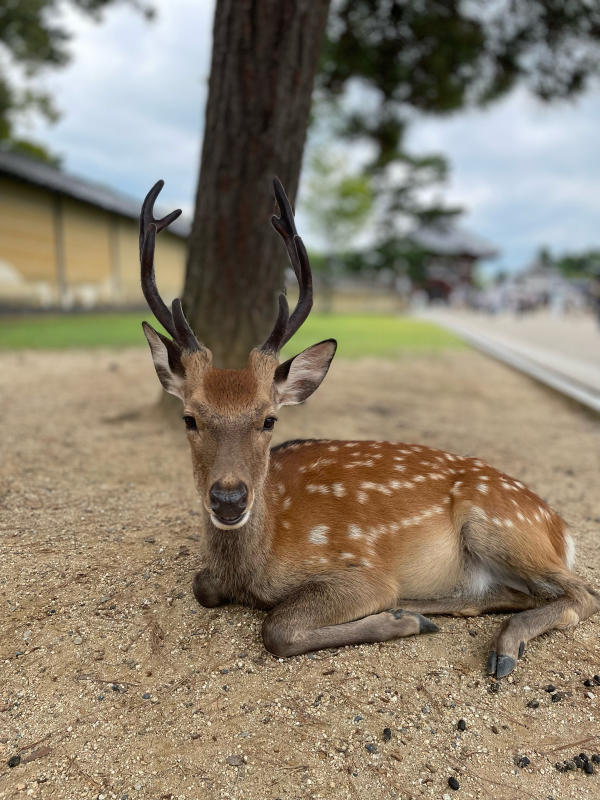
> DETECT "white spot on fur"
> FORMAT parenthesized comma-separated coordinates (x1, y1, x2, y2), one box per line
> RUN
(319, 557, 328, 564)
(360, 481, 392, 496)
(340, 552, 355, 559)
(348, 524, 363, 539)
(413, 475, 426, 483)
(564, 533, 576, 569)
(357, 491, 368, 504)
(393, 464, 406, 472)
(476, 483, 488, 494)
(517, 511, 525, 522)
(389, 479, 402, 490)
(282, 496, 292, 510)
(307, 484, 330, 495)
(491, 517, 502, 526)
(504, 518, 514, 528)
(514, 480, 524, 488)
(332, 483, 346, 498)
(328, 445, 339, 452)
(308, 525, 329, 544)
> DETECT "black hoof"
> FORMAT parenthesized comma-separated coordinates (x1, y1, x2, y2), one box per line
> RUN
(487, 651, 497, 675)
(518, 641, 525, 659)
(416, 614, 439, 634)
(496, 654, 517, 678)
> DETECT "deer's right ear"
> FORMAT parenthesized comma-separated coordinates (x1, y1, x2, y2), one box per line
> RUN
(142, 321, 185, 400)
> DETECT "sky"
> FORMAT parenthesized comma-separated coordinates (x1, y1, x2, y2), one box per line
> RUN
(14, 0, 600, 274)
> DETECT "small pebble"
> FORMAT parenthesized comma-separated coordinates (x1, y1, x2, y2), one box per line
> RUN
(593, 675, 600, 685)
(8, 755, 21, 768)
(527, 699, 539, 708)
(142, 692, 151, 700)
(584, 762, 594, 775)
(491, 725, 499, 734)
(584, 679, 594, 687)
(565, 760, 576, 771)
(225, 754, 244, 766)
(517, 756, 531, 768)
(457, 719, 466, 731)
(365, 743, 378, 754)
(382, 728, 392, 742)
(551, 692, 562, 703)
(354, 715, 363, 723)
(592, 754, 600, 764)
(111, 683, 119, 692)
(448, 776, 460, 790)
(544, 684, 556, 693)
(579, 752, 589, 762)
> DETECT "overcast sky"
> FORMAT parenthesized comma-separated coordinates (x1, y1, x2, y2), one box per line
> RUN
(16, 0, 600, 273)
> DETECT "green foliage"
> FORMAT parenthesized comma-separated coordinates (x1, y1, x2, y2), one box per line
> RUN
(303, 150, 374, 253)
(0, 0, 151, 159)
(540, 248, 600, 278)
(0, 312, 464, 355)
(314, 0, 600, 266)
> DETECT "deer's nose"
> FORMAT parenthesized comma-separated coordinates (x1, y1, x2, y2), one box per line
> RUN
(209, 481, 248, 524)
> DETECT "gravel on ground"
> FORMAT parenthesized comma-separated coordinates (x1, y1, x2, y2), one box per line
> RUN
(1, 347, 600, 800)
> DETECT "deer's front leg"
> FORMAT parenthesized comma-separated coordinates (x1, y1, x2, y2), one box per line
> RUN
(192, 568, 227, 608)
(262, 579, 438, 658)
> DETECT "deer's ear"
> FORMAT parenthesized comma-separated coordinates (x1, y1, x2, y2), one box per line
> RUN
(273, 339, 337, 406)
(142, 321, 185, 400)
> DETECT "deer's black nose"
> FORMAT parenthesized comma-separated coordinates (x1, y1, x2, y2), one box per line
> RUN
(209, 482, 248, 524)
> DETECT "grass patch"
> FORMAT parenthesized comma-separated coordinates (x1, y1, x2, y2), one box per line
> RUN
(0, 311, 463, 357)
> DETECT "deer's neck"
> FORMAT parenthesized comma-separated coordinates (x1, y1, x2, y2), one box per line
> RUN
(202, 491, 274, 607)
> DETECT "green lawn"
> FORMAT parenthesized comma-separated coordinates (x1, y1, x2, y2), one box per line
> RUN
(0, 312, 463, 357)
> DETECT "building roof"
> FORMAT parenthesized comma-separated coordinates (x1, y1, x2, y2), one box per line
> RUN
(0, 150, 189, 237)
(410, 222, 498, 259)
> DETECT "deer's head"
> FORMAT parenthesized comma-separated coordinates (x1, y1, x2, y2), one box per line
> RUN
(140, 179, 336, 530)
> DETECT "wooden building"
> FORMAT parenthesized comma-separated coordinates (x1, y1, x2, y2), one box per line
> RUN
(410, 222, 498, 301)
(0, 152, 188, 308)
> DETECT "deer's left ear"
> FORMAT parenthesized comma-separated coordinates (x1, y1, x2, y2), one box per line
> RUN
(142, 321, 185, 400)
(273, 339, 337, 406)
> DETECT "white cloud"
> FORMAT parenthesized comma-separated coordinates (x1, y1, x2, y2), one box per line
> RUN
(408, 86, 600, 269)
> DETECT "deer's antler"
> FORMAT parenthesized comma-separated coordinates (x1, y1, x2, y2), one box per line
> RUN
(260, 178, 313, 354)
(140, 180, 202, 353)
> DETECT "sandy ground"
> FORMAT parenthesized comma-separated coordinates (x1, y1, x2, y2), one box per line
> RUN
(1, 347, 600, 800)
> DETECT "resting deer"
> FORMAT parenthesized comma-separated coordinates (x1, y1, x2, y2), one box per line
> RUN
(140, 178, 598, 678)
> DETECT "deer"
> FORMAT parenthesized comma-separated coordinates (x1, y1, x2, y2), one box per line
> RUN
(139, 177, 598, 679)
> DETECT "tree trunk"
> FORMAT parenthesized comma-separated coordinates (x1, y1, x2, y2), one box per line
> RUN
(182, 0, 330, 367)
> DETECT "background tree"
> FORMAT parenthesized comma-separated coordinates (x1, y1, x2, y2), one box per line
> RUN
(182, 0, 330, 367)
(0, 0, 151, 162)
(317, 0, 600, 268)
(183, 0, 600, 364)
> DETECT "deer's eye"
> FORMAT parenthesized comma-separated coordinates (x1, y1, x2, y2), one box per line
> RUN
(183, 415, 197, 431)
(263, 416, 277, 431)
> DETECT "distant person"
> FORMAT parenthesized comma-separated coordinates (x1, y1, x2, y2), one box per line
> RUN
(590, 270, 600, 327)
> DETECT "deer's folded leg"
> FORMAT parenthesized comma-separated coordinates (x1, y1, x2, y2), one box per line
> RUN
(262, 579, 438, 658)
(192, 568, 227, 608)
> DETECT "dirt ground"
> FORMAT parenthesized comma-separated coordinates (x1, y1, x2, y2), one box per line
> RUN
(1, 347, 600, 800)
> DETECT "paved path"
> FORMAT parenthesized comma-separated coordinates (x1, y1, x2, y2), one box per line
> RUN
(422, 309, 600, 413)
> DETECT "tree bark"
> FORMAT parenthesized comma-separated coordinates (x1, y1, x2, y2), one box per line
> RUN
(182, 0, 330, 367)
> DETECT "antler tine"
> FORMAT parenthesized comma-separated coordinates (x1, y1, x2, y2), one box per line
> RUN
(139, 181, 202, 353)
(260, 178, 313, 354)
